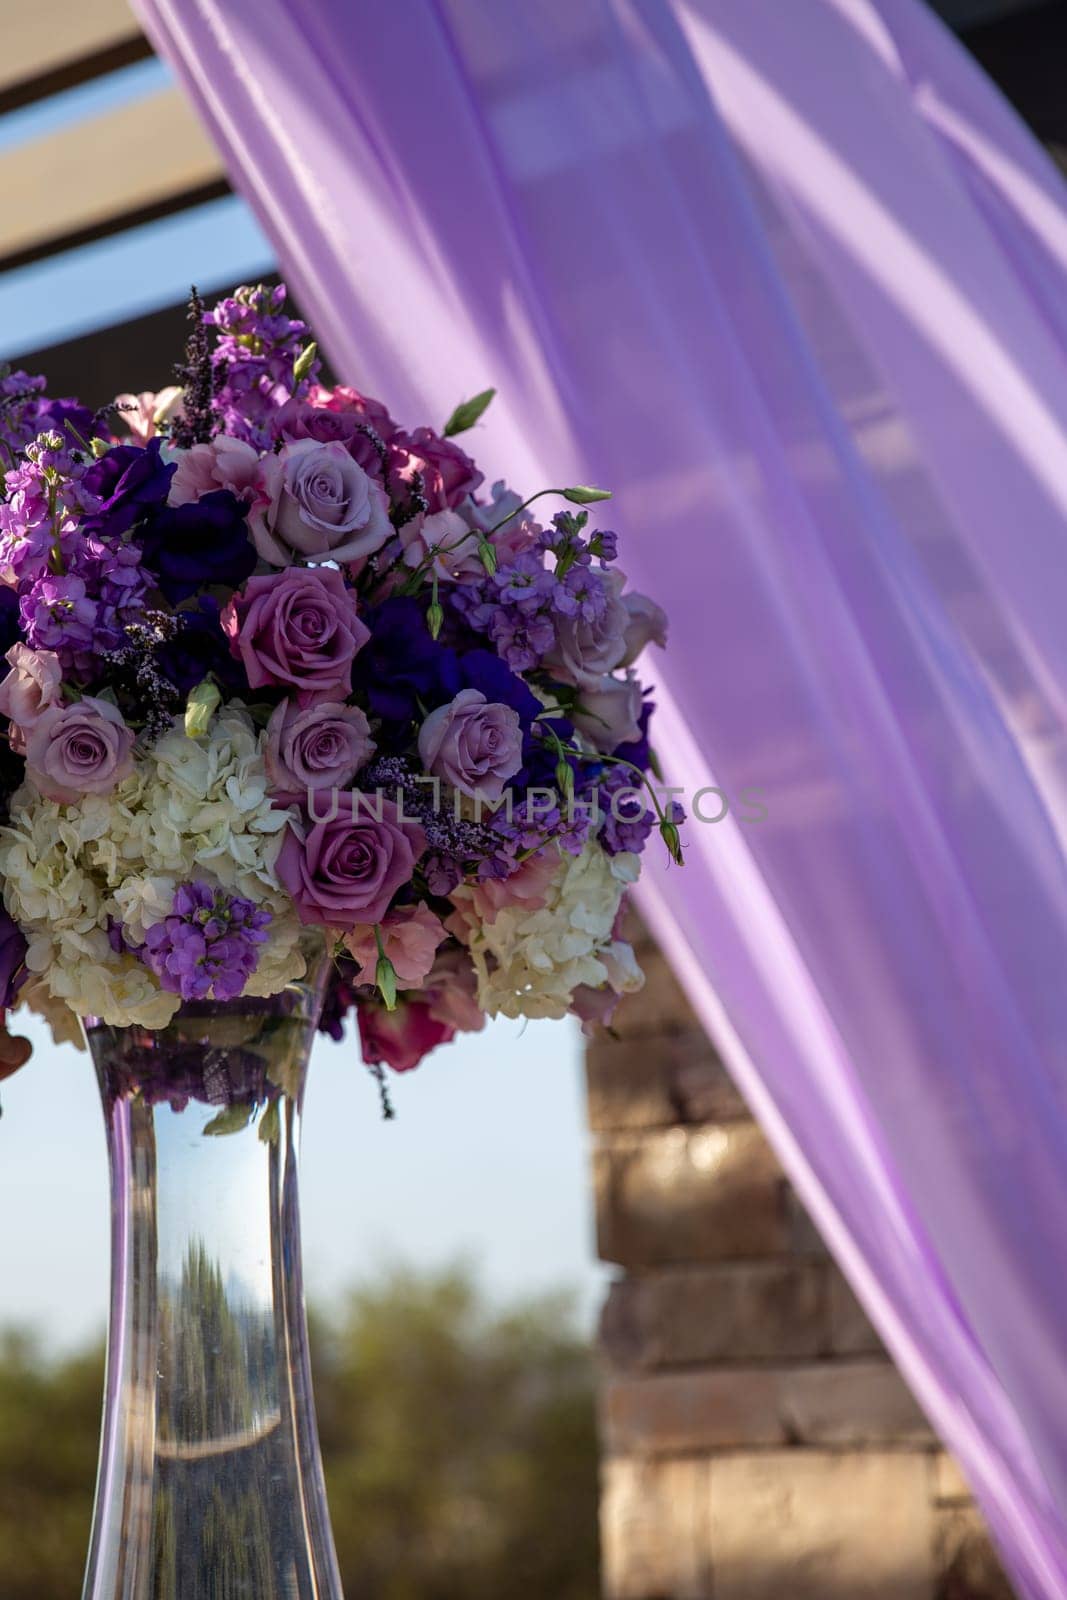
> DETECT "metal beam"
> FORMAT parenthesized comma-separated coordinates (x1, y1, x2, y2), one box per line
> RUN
(0, 87, 229, 274)
(0, 3, 149, 115)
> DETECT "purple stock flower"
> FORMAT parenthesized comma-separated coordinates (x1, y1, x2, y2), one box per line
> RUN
(140, 881, 272, 1003)
(208, 284, 318, 448)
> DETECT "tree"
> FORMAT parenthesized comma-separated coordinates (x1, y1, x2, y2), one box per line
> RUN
(0, 1269, 599, 1600)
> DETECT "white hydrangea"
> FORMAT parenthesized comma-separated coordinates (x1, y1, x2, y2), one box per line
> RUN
(0, 706, 305, 1033)
(457, 843, 643, 1020)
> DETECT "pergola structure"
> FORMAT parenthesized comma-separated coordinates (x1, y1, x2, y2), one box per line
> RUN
(0, 4, 1053, 1597)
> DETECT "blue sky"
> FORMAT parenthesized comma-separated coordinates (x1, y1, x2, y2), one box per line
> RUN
(0, 63, 603, 1348)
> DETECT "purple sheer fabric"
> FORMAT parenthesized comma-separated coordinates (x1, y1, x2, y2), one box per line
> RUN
(132, 0, 1067, 1591)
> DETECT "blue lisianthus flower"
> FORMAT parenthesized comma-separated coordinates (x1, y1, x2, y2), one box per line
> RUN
(82, 439, 176, 537)
(351, 596, 461, 730)
(459, 648, 541, 725)
(155, 598, 248, 693)
(136, 490, 257, 603)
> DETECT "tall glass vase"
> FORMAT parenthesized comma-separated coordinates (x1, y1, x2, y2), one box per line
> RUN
(81, 944, 344, 1600)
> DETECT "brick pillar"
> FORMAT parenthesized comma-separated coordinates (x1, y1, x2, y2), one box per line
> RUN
(586, 917, 1015, 1600)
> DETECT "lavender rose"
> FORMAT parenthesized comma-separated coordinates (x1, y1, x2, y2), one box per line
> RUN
(250, 438, 393, 566)
(543, 568, 629, 690)
(25, 696, 135, 803)
(277, 797, 425, 928)
(571, 673, 644, 753)
(221, 567, 370, 701)
(0, 643, 62, 753)
(619, 591, 668, 667)
(264, 699, 376, 803)
(395, 427, 483, 511)
(418, 688, 523, 803)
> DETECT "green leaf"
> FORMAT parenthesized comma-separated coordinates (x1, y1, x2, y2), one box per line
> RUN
(443, 388, 496, 438)
(562, 485, 612, 505)
(203, 1103, 254, 1138)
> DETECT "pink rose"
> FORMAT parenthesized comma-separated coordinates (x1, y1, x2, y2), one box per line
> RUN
(222, 567, 369, 701)
(572, 674, 644, 753)
(358, 998, 454, 1073)
(250, 439, 392, 566)
(169, 435, 261, 507)
(543, 568, 629, 690)
(264, 699, 375, 803)
(424, 944, 486, 1034)
(0, 644, 62, 753)
(25, 696, 135, 803)
(619, 591, 668, 667)
(447, 849, 559, 938)
(344, 904, 446, 988)
(459, 483, 540, 565)
(394, 427, 483, 511)
(418, 689, 523, 803)
(277, 797, 426, 928)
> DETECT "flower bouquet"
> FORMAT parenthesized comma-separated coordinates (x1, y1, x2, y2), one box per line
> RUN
(0, 283, 680, 1088)
(0, 285, 680, 1595)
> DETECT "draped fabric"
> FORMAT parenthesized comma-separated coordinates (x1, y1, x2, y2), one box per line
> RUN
(130, 0, 1067, 1591)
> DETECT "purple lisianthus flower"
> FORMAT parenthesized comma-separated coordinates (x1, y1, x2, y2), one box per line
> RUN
(81, 439, 175, 537)
(141, 881, 272, 1003)
(0, 905, 27, 1009)
(34, 396, 96, 450)
(136, 489, 257, 603)
(350, 597, 461, 731)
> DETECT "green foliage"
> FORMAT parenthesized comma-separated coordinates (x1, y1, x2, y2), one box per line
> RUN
(0, 1270, 599, 1600)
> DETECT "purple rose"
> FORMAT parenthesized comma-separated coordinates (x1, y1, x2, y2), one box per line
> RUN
(543, 569, 629, 690)
(619, 591, 668, 667)
(250, 439, 393, 566)
(25, 696, 135, 803)
(271, 400, 386, 479)
(264, 699, 376, 803)
(394, 427, 483, 512)
(221, 567, 370, 701)
(277, 797, 426, 928)
(417, 688, 523, 803)
(571, 673, 644, 753)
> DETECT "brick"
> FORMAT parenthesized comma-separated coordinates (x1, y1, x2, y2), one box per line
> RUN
(779, 1360, 936, 1447)
(600, 1456, 711, 1599)
(826, 1267, 884, 1356)
(708, 1450, 935, 1600)
(594, 1125, 789, 1267)
(934, 1507, 1015, 1599)
(601, 1262, 828, 1369)
(601, 1369, 785, 1456)
(586, 1027, 749, 1132)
